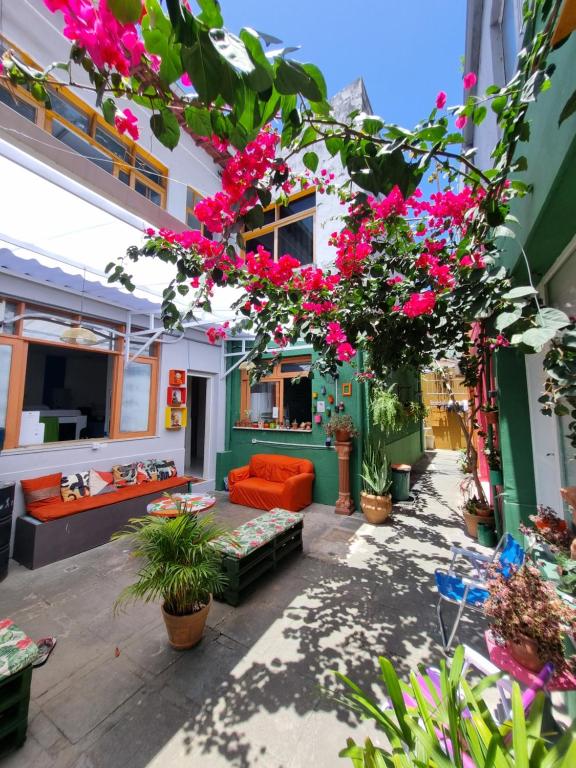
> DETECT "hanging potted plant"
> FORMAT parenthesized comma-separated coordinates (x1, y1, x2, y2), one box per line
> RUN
(462, 495, 494, 538)
(360, 440, 393, 524)
(484, 446, 503, 486)
(481, 404, 499, 425)
(113, 513, 229, 650)
(485, 563, 576, 673)
(325, 413, 359, 443)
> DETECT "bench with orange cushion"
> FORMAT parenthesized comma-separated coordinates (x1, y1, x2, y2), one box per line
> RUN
(228, 454, 314, 512)
(13, 476, 191, 570)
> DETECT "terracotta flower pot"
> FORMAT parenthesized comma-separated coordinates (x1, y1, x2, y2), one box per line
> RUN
(335, 429, 351, 442)
(484, 410, 498, 425)
(360, 492, 392, 524)
(463, 509, 494, 538)
(161, 597, 211, 650)
(508, 635, 546, 672)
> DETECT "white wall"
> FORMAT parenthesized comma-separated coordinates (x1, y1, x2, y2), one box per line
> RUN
(0, 276, 226, 542)
(1, 1, 222, 221)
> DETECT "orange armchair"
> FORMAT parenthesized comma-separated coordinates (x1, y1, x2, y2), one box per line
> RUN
(228, 454, 314, 512)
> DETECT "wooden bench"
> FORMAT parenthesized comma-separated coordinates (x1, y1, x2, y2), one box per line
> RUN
(0, 620, 37, 758)
(215, 509, 304, 606)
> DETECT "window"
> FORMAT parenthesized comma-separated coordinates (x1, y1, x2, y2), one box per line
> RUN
(0, 298, 159, 448)
(240, 356, 312, 429)
(244, 190, 315, 265)
(185, 186, 213, 237)
(0, 37, 168, 207)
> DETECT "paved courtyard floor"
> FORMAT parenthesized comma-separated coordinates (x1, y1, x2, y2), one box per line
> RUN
(1, 450, 490, 768)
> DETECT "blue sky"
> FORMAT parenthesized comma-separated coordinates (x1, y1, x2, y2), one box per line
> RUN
(221, 1, 467, 128)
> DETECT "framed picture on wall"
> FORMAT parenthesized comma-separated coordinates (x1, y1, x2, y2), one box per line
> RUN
(165, 407, 187, 429)
(342, 382, 352, 397)
(169, 369, 186, 386)
(167, 386, 186, 407)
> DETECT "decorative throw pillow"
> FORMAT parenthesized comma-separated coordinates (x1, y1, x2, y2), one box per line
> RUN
(61, 472, 91, 502)
(21, 473, 62, 511)
(89, 469, 115, 496)
(155, 459, 177, 481)
(137, 460, 157, 484)
(112, 463, 138, 487)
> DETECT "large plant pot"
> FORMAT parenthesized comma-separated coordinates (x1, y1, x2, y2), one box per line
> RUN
(484, 410, 499, 425)
(335, 429, 352, 442)
(161, 597, 211, 650)
(508, 635, 546, 672)
(463, 509, 494, 539)
(360, 492, 392, 524)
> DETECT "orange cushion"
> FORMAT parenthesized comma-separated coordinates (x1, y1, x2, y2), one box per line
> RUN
(28, 476, 191, 522)
(21, 473, 62, 509)
(229, 477, 284, 511)
(248, 454, 314, 483)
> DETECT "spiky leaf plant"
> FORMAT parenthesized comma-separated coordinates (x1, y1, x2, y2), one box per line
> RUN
(113, 513, 229, 616)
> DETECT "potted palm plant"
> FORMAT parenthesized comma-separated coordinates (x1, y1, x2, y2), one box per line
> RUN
(360, 440, 392, 524)
(113, 513, 228, 650)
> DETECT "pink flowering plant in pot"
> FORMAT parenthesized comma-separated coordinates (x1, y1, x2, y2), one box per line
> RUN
(4, 0, 575, 456)
(484, 563, 576, 674)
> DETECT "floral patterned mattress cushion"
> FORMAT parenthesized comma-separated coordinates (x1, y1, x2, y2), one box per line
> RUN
(216, 508, 304, 558)
(0, 619, 38, 681)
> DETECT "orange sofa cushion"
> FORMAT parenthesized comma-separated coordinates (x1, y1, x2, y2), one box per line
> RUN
(229, 454, 314, 512)
(249, 454, 314, 483)
(230, 477, 285, 511)
(28, 476, 191, 522)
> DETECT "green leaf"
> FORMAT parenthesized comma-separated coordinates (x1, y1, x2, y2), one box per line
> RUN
(493, 225, 516, 239)
(473, 105, 487, 125)
(302, 63, 327, 100)
(239, 28, 274, 92)
(102, 98, 117, 125)
(325, 135, 343, 156)
(501, 286, 538, 300)
(184, 105, 212, 136)
(30, 81, 49, 104)
(275, 59, 322, 101)
(512, 683, 529, 767)
(521, 326, 558, 350)
(150, 108, 180, 150)
(495, 309, 522, 331)
(303, 151, 319, 172)
(559, 88, 576, 125)
(539, 306, 571, 330)
(209, 29, 254, 74)
(108, 0, 142, 24)
(196, 0, 224, 27)
(491, 95, 507, 114)
(181, 32, 223, 103)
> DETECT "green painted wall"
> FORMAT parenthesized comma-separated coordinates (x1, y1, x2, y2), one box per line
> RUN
(216, 347, 423, 507)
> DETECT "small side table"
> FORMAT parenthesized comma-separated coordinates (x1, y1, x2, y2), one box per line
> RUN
(485, 630, 576, 692)
(147, 493, 216, 518)
(0, 619, 38, 757)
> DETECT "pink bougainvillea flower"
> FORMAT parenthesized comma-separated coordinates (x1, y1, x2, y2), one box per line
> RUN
(463, 72, 477, 89)
(401, 290, 436, 318)
(181, 72, 192, 87)
(326, 321, 347, 346)
(336, 342, 356, 362)
(115, 108, 139, 140)
(455, 114, 468, 130)
(435, 91, 447, 109)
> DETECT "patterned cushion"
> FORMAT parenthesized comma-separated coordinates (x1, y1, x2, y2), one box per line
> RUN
(155, 460, 177, 481)
(21, 473, 62, 510)
(137, 460, 157, 483)
(89, 469, 115, 496)
(0, 619, 38, 681)
(112, 463, 138, 487)
(61, 472, 90, 502)
(215, 509, 303, 558)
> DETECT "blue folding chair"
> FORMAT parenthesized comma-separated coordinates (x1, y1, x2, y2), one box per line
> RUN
(435, 533, 524, 652)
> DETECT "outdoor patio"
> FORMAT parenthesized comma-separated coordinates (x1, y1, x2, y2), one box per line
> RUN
(2, 450, 489, 768)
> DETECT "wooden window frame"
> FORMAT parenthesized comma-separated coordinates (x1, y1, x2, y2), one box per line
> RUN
(186, 185, 214, 237)
(240, 355, 312, 426)
(0, 36, 168, 208)
(0, 298, 160, 448)
(244, 189, 316, 265)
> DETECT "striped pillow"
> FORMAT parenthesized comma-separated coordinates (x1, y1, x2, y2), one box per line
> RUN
(61, 472, 91, 502)
(21, 473, 62, 511)
(112, 463, 138, 487)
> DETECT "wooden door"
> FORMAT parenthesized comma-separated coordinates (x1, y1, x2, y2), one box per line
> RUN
(421, 371, 469, 451)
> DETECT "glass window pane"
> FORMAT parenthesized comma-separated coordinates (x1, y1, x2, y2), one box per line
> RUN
(23, 316, 114, 350)
(135, 179, 161, 206)
(278, 216, 314, 265)
(186, 187, 199, 209)
(95, 125, 130, 161)
(0, 86, 37, 121)
(245, 231, 274, 256)
(279, 192, 316, 219)
(0, 300, 17, 335)
(134, 155, 163, 185)
(49, 91, 90, 133)
(250, 382, 277, 421)
(0, 345, 12, 431)
(120, 362, 151, 432)
(119, 170, 130, 185)
(186, 211, 202, 229)
(51, 119, 114, 172)
(283, 377, 312, 424)
(280, 359, 311, 374)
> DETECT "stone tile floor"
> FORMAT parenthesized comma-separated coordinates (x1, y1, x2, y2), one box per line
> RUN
(1, 450, 491, 768)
